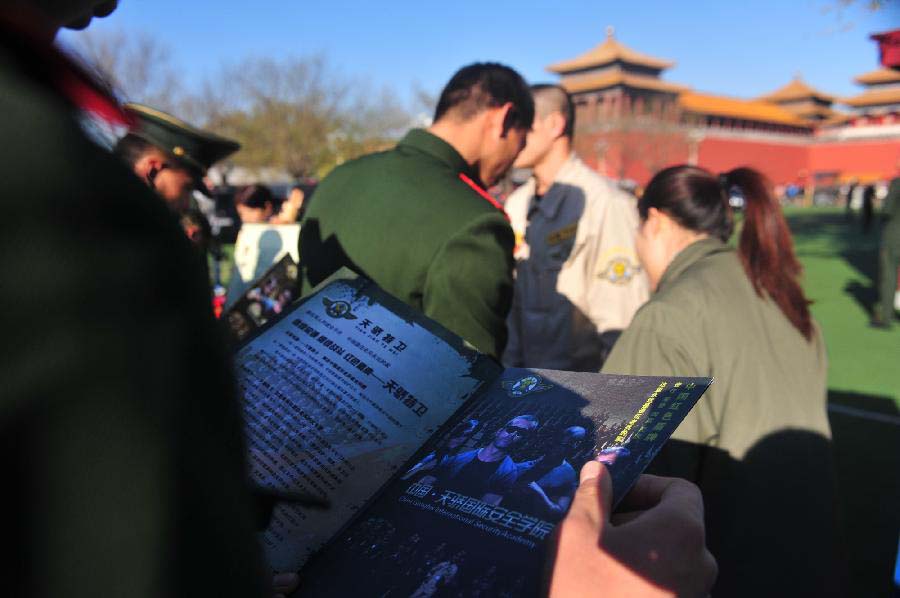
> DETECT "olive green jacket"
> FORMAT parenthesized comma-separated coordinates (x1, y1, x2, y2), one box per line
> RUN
(603, 237, 831, 459)
(299, 129, 515, 359)
(602, 238, 841, 596)
(0, 36, 265, 597)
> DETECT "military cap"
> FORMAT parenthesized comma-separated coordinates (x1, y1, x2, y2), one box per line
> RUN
(124, 103, 240, 175)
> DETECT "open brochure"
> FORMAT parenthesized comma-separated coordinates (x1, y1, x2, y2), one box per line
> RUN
(225, 253, 299, 342)
(225, 222, 301, 309)
(234, 273, 711, 596)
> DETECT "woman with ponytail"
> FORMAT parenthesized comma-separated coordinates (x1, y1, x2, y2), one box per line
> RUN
(602, 165, 843, 596)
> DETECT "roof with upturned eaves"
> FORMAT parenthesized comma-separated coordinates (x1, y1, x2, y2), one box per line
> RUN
(853, 68, 900, 86)
(560, 68, 688, 94)
(679, 92, 811, 127)
(759, 76, 834, 103)
(843, 86, 900, 107)
(548, 28, 674, 74)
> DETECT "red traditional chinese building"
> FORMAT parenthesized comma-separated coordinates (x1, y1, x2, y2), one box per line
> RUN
(554, 27, 900, 191)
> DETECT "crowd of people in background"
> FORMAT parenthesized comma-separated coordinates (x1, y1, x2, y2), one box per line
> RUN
(5, 1, 900, 597)
(230, 183, 309, 226)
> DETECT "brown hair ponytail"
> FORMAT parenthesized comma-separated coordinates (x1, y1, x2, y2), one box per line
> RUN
(723, 167, 813, 340)
(641, 165, 814, 341)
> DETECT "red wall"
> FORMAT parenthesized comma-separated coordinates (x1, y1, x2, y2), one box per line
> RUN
(696, 137, 809, 185)
(808, 139, 900, 181)
(576, 130, 900, 187)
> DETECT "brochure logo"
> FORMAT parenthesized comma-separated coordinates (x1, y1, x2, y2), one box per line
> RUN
(502, 375, 552, 397)
(323, 297, 357, 320)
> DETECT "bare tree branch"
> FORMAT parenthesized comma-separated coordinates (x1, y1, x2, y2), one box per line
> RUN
(67, 28, 182, 112)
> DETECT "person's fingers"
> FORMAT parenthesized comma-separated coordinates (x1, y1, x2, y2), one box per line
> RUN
(272, 572, 300, 594)
(615, 474, 671, 511)
(701, 545, 719, 591)
(580, 459, 601, 483)
(645, 476, 705, 524)
(609, 510, 643, 526)
(603, 477, 715, 597)
(567, 460, 613, 526)
(617, 474, 704, 523)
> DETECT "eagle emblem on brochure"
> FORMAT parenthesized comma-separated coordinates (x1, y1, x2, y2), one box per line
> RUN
(322, 297, 357, 320)
(501, 375, 553, 397)
(599, 256, 641, 284)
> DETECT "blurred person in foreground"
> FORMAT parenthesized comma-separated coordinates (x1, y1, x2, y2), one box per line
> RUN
(0, 2, 716, 596)
(0, 0, 267, 596)
(602, 165, 843, 596)
(299, 63, 533, 359)
(873, 160, 900, 329)
(504, 84, 648, 371)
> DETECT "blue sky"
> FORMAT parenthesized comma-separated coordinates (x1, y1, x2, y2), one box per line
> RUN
(60, 1, 898, 104)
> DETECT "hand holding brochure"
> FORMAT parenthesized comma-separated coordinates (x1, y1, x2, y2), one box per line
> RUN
(234, 272, 711, 596)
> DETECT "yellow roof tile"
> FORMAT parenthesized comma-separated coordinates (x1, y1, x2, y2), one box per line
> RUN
(853, 68, 900, 86)
(678, 92, 811, 127)
(785, 104, 841, 119)
(821, 112, 852, 126)
(560, 69, 688, 94)
(843, 87, 900, 107)
(548, 29, 674, 74)
(759, 76, 834, 103)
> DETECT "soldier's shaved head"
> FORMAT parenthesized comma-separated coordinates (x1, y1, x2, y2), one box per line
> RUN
(512, 84, 576, 170)
(531, 84, 575, 139)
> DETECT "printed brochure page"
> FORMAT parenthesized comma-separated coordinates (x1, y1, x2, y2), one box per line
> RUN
(236, 277, 499, 572)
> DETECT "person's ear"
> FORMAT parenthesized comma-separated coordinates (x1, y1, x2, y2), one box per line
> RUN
(497, 102, 517, 138)
(138, 154, 165, 174)
(547, 112, 567, 139)
(645, 207, 665, 238)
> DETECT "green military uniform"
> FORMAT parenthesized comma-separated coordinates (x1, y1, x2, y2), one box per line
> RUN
(602, 238, 843, 597)
(0, 30, 265, 597)
(299, 128, 515, 359)
(876, 176, 900, 326)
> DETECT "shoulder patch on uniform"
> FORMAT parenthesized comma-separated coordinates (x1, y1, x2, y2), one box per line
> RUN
(514, 230, 525, 246)
(598, 255, 641, 284)
(546, 223, 578, 246)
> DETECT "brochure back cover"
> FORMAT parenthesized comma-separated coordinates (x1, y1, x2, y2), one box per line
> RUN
(297, 368, 709, 597)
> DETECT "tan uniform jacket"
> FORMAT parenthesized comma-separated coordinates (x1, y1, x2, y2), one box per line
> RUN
(504, 155, 648, 371)
(602, 238, 842, 596)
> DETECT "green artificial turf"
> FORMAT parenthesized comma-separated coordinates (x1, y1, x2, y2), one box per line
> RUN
(784, 207, 899, 597)
(786, 207, 900, 406)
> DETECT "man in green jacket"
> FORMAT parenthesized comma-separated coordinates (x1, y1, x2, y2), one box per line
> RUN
(873, 168, 900, 328)
(299, 63, 534, 359)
